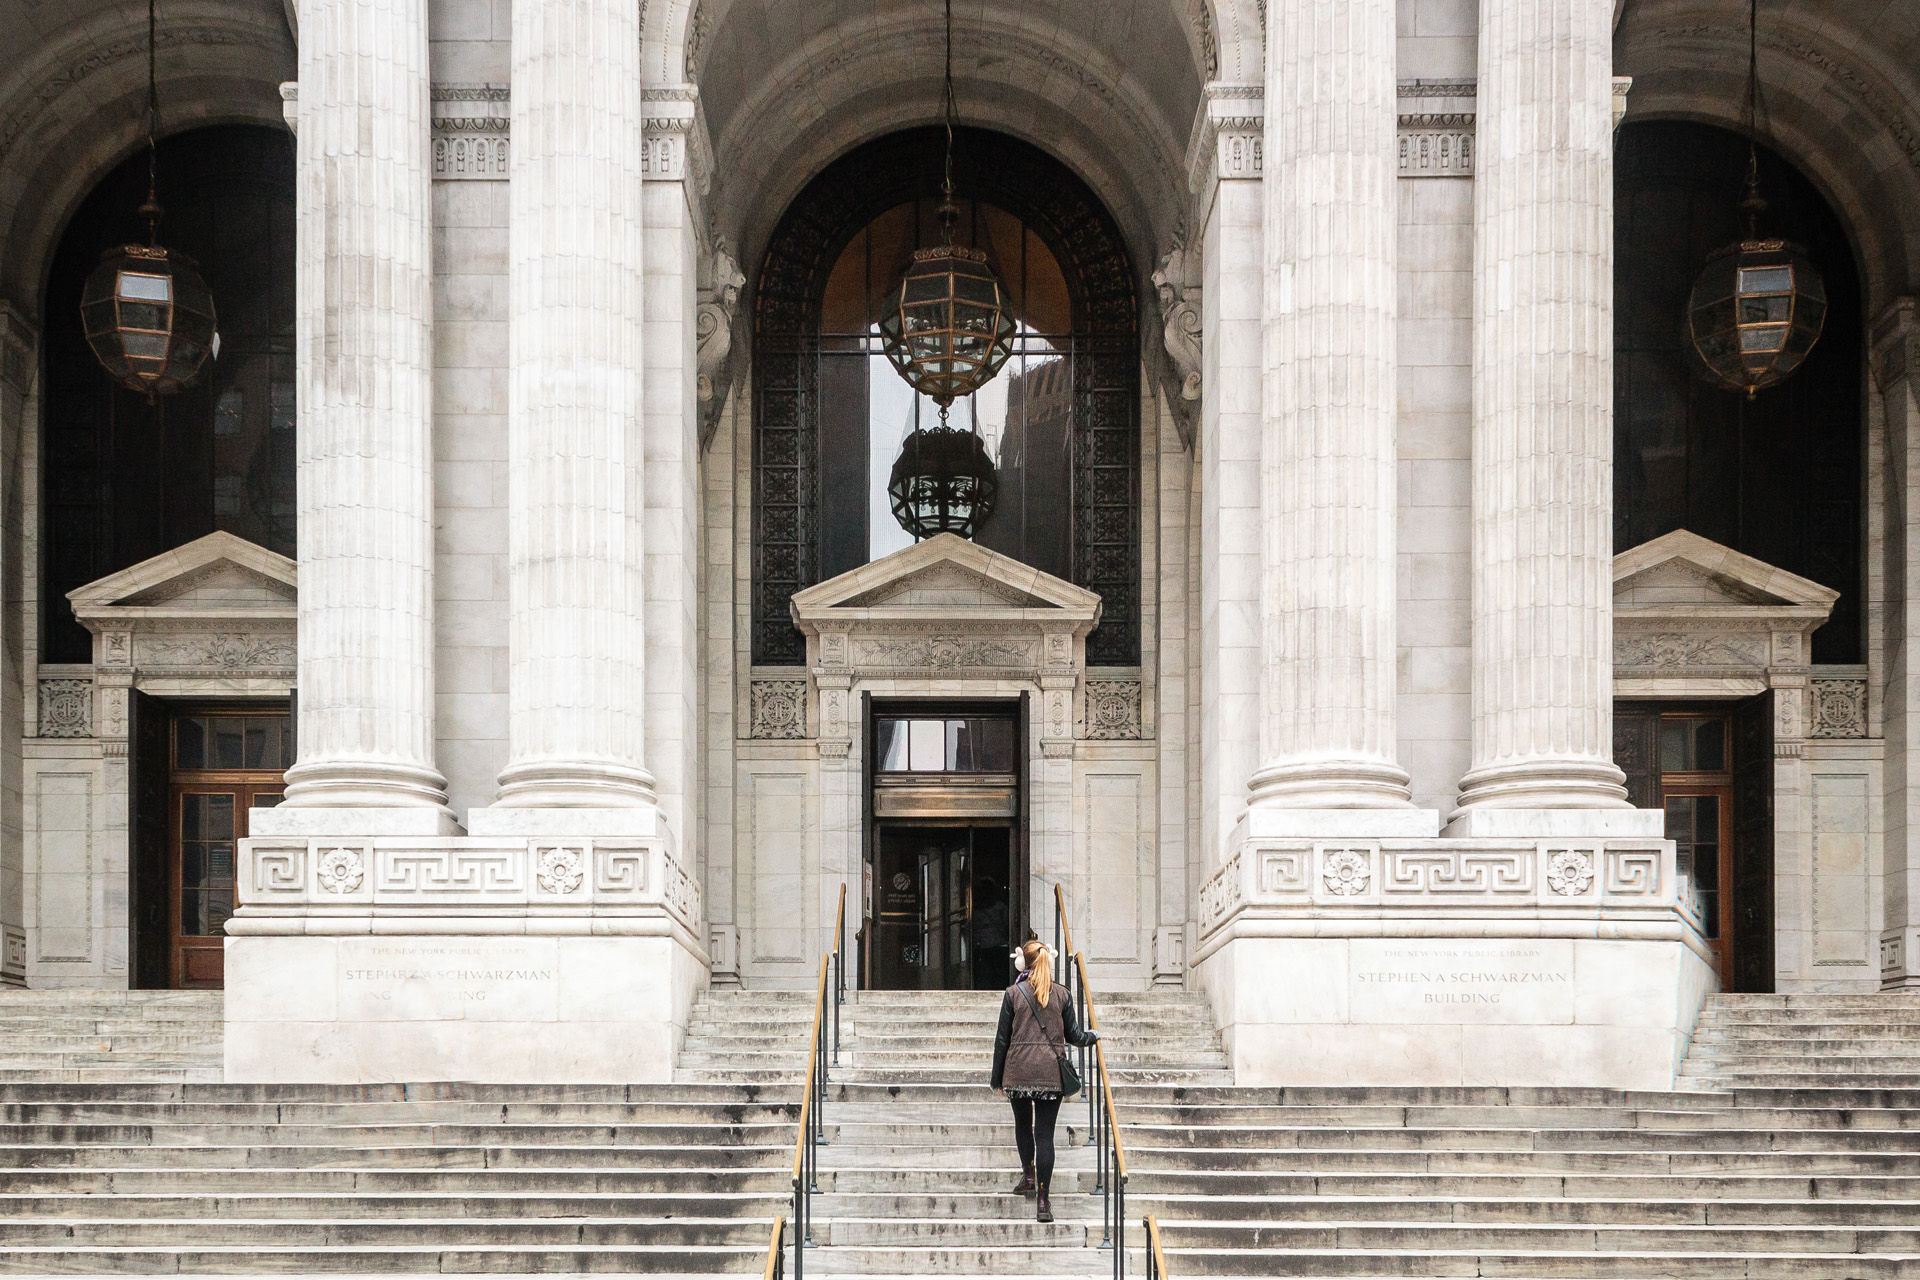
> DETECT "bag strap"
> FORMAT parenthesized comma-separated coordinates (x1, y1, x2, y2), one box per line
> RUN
(1015, 979, 1069, 1060)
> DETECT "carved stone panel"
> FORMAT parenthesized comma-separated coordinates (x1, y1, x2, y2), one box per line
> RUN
(37, 680, 92, 738)
(750, 680, 809, 740)
(1083, 680, 1142, 740)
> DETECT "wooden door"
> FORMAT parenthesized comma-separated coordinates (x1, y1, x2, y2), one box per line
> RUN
(167, 710, 291, 989)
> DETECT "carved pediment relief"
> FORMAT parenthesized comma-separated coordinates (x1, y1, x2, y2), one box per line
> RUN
(791, 533, 1102, 627)
(1614, 529, 1838, 614)
(68, 531, 296, 621)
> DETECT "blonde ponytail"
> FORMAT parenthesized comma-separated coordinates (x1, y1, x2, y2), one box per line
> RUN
(1023, 941, 1053, 1007)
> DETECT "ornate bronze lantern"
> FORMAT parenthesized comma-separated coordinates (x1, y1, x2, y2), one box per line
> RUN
(1685, 0, 1823, 399)
(887, 423, 998, 539)
(82, 242, 218, 398)
(82, 0, 217, 399)
(1686, 234, 1825, 398)
(879, 0, 1007, 542)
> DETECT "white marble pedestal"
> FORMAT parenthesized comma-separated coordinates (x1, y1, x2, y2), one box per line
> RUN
(1193, 836, 1716, 1089)
(223, 835, 706, 1082)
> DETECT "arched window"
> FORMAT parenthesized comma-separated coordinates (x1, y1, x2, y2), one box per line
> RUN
(1614, 121, 1863, 663)
(41, 125, 295, 663)
(753, 128, 1139, 666)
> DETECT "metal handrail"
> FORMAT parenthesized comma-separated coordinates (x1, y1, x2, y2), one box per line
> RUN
(761, 1215, 787, 1280)
(1072, 947, 1129, 1280)
(784, 952, 831, 1280)
(1054, 885, 1097, 1143)
(832, 881, 848, 1062)
(1144, 1213, 1170, 1280)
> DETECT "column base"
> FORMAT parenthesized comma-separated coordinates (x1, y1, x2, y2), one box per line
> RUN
(1452, 757, 1631, 816)
(492, 759, 657, 809)
(281, 759, 453, 813)
(1245, 806, 1441, 839)
(252, 806, 462, 837)
(1246, 758, 1416, 810)
(224, 932, 706, 1083)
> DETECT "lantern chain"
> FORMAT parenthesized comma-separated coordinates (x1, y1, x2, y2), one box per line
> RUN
(141, 0, 164, 245)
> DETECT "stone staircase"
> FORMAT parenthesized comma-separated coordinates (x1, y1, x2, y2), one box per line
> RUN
(1679, 992, 1920, 1090)
(682, 984, 1231, 1276)
(0, 990, 222, 1081)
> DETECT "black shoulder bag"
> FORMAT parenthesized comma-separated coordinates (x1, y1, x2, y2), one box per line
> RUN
(1016, 980, 1083, 1099)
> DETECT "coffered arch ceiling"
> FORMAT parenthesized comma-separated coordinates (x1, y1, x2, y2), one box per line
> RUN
(655, 0, 1245, 287)
(0, 0, 292, 311)
(1616, 0, 1920, 307)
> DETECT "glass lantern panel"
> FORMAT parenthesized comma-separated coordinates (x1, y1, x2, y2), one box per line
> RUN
(116, 272, 172, 302)
(118, 302, 169, 331)
(1738, 265, 1792, 293)
(1739, 294, 1791, 324)
(122, 332, 169, 358)
(1739, 324, 1788, 352)
(81, 301, 118, 336)
(1693, 300, 1737, 336)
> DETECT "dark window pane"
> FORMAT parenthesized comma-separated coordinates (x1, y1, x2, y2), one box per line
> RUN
(1694, 720, 1725, 772)
(211, 718, 245, 769)
(1660, 722, 1689, 772)
(176, 717, 206, 770)
(948, 719, 972, 771)
(244, 722, 270, 769)
(1664, 796, 1692, 842)
(1696, 794, 1720, 843)
(181, 889, 233, 937)
(980, 718, 1015, 772)
(253, 791, 284, 810)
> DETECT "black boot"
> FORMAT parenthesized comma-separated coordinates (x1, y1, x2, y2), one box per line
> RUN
(1036, 1186, 1053, 1223)
(1013, 1164, 1036, 1196)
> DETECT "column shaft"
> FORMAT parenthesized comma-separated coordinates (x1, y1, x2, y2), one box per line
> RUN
(1251, 0, 1410, 808)
(1456, 0, 1628, 814)
(282, 0, 446, 811)
(495, 0, 652, 807)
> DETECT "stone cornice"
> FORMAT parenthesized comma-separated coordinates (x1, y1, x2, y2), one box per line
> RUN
(430, 83, 509, 181)
(1185, 81, 1263, 209)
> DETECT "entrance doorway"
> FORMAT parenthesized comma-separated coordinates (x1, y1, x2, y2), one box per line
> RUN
(1616, 697, 1774, 991)
(865, 704, 1024, 991)
(132, 702, 292, 989)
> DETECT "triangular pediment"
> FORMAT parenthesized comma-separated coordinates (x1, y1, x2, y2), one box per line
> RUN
(68, 532, 296, 618)
(1614, 530, 1838, 611)
(792, 533, 1101, 628)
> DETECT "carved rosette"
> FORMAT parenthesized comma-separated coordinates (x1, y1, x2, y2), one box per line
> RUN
(535, 847, 585, 894)
(1322, 850, 1372, 897)
(316, 848, 366, 895)
(1546, 849, 1596, 896)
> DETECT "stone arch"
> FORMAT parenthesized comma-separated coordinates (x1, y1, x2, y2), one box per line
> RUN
(0, 0, 292, 312)
(1617, 2, 1920, 309)
(690, 3, 1207, 298)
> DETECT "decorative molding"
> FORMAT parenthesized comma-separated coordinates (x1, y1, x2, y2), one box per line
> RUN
(749, 679, 809, 740)
(1397, 115, 1474, 177)
(697, 239, 745, 449)
(848, 635, 1041, 672)
(1083, 680, 1143, 741)
(1615, 632, 1770, 669)
(236, 838, 701, 939)
(642, 85, 713, 197)
(1185, 82, 1263, 198)
(138, 633, 296, 672)
(1199, 839, 1677, 939)
(431, 83, 509, 181)
(1811, 677, 1868, 739)
(36, 679, 91, 738)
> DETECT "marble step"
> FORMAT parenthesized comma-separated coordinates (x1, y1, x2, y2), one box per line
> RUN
(1127, 1194, 1920, 1225)
(0, 1167, 802, 1193)
(0, 1244, 771, 1273)
(1148, 1246, 1920, 1278)
(0, 1143, 795, 1169)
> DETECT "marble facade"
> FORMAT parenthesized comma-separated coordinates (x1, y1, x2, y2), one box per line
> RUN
(0, 0, 1916, 1085)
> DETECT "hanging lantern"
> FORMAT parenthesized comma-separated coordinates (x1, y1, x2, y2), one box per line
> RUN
(877, 242, 1016, 408)
(1686, 0, 1824, 399)
(82, 0, 217, 399)
(887, 425, 998, 540)
(1686, 237, 1825, 398)
(82, 244, 218, 397)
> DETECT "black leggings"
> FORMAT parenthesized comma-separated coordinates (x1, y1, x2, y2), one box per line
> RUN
(1009, 1095, 1063, 1189)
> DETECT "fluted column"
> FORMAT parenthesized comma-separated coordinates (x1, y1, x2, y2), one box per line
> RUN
(1454, 0, 1630, 818)
(280, 0, 448, 815)
(1248, 0, 1411, 812)
(492, 0, 652, 810)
